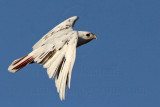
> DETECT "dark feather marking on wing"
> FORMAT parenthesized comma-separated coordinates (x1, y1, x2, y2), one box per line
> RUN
(41, 17, 78, 40)
(56, 57, 66, 79)
(66, 73, 69, 86)
(39, 52, 45, 59)
(39, 39, 69, 65)
(39, 50, 56, 64)
(42, 26, 70, 41)
(58, 40, 69, 50)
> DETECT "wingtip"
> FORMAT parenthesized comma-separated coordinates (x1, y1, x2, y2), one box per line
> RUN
(59, 94, 65, 101)
(70, 16, 79, 20)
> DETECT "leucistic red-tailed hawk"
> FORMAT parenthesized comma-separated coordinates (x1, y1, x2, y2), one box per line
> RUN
(8, 16, 97, 100)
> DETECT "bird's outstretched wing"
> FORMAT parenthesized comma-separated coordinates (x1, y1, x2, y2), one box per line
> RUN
(32, 16, 78, 50)
(33, 31, 78, 100)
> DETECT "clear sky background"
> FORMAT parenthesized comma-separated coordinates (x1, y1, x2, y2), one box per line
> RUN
(0, 0, 160, 107)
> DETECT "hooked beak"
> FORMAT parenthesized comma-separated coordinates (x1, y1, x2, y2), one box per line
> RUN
(93, 35, 97, 40)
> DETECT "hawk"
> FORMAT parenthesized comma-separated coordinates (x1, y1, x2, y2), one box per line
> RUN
(8, 16, 97, 100)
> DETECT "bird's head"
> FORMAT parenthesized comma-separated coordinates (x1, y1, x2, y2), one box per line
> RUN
(78, 31, 97, 40)
(77, 31, 97, 47)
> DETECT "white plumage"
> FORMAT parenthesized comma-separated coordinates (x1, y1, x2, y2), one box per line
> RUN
(8, 16, 97, 100)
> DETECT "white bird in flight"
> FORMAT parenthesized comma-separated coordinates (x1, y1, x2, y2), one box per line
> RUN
(8, 16, 97, 100)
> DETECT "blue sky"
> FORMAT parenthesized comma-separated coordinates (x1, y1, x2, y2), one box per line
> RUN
(1, 0, 160, 106)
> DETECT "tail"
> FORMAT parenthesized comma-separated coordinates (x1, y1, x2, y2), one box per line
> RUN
(8, 53, 34, 73)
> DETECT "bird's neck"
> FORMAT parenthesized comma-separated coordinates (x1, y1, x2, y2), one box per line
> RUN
(77, 37, 91, 47)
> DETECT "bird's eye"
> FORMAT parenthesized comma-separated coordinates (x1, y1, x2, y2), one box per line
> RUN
(86, 33, 90, 37)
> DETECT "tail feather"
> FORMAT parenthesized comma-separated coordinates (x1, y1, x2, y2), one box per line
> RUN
(8, 54, 34, 73)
